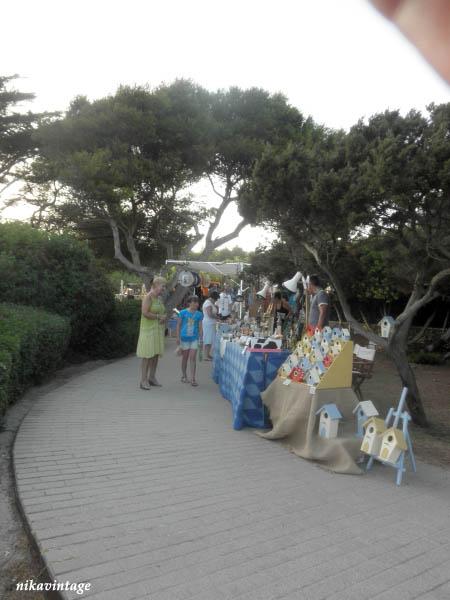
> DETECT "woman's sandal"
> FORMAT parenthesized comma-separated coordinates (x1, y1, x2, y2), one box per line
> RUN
(181, 376, 189, 383)
(191, 380, 198, 387)
(149, 378, 162, 387)
(140, 382, 151, 390)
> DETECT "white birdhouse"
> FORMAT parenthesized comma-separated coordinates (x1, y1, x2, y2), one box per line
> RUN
(312, 361, 326, 378)
(353, 401, 379, 437)
(320, 340, 330, 355)
(341, 328, 351, 341)
(378, 316, 395, 339)
(360, 417, 386, 456)
(315, 404, 343, 439)
(322, 326, 332, 337)
(379, 427, 408, 465)
(313, 347, 324, 362)
(330, 340, 342, 356)
(301, 357, 312, 371)
(314, 328, 323, 342)
(331, 327, 341, 340)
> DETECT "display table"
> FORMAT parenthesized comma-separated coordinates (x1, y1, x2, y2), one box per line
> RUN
(257, 377, 363, 474)
(213, 338, 289, 430)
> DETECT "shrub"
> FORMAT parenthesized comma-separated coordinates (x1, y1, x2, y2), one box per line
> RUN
(408, 351, 444, 365)
(86, 299, 142, 359)
(0, 304, 71, 415)
(0, 222, 114, 354)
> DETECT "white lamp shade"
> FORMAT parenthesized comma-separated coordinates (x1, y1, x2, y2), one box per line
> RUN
(256, 282, 270, 299)
(283, 271, 302, 293)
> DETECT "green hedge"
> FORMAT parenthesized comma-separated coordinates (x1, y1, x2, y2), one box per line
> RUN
(86, 299, 142, 359)
(0, 222, 114, 355)
(0, 304, 71, 415)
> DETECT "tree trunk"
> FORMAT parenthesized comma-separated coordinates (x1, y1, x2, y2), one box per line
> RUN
(387, 341, 428, 427)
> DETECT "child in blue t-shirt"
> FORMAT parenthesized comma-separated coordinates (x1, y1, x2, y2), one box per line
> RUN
(176, 296, 203, 386)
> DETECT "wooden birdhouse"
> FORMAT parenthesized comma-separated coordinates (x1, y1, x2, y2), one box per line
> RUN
(360, 417, 386, 456)
(300, 357, 312, 371)
(314, 328, 323, 342)
(353, 401, 379, 437)
(313, 347, 324, 362)
(378, 316, 395, 339)
(306, 369, 321, 386)
(289, 367, 304, 382)
(312, 361, 326, 380)
(331, 327, 341, 340)
(379, 428, 407, 464)
(320, 340, 329, 355)
(330, 340, 342, 356)
(322, 326, 332, 337)
(341, 328, 351, 341)
(315, 404, 343, 439)
(279, 361, 292, 378)
(323, 354, 333, 368)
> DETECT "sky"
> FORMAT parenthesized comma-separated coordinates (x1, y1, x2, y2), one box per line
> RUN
(1, 0, 449, 252)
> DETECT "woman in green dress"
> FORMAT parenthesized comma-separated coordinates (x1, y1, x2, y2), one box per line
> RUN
(136, 276, 167, 389)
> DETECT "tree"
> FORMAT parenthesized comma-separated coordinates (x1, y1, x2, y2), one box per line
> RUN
(243, 106, 450, 427)
(28, 81, 212, 286)
(195, 87, 305, 258)
(0, 75, 52, 199)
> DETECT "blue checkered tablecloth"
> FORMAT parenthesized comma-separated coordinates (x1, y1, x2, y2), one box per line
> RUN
(212, 337, 289, 430)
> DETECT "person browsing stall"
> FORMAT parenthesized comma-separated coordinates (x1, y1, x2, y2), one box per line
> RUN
(176, 296, 203, 386)
(202, 290, 219, 361)
(307, 275, 330, 330)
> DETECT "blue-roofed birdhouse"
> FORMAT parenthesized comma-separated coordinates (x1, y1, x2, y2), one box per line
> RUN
(353, 400, 379, 437)
(315, 404, 343, 439)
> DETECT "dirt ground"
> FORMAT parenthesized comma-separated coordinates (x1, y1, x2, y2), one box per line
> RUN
(363, 350, 450, 468)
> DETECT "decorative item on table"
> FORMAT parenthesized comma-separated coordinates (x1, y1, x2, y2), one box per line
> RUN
(330, 340, 342, 356)
(341, 328, 351, 341)
(312, 361, 326, 378)
(322, 326, 332, 339)
(313, 347, 324, 362)
(379, 428, 408, 465)
(289, 367, 304, 382)
(320, 340, 330, 355)
(353, 400, 379, 438)
(378, 316, 395, 339)
(331, 327, 342, 341)
(306, 324, 315, 337)
(300, 356, 312, 371)
(306, 369, 320, 386)
(178, 270, 195, 287)
(360, 417, 386, 455)
(315, 404, 343, 439)
(314, 327, 323, 342)
(323, 354, 333, 368)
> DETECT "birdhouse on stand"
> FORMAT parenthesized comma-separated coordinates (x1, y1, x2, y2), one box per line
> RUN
(353, 401, 379, 437)
(314, 328, 323, 342)
(320, 340, 330, 355)
(360, 417, 386, 456)
(315, 404, 343, 439)
(378, 316, 395, 339)
(379, 428, 408, 465)
(330, 340, 342, 356)
(341, 328, 351, 341)
(331, 327, 341, 340)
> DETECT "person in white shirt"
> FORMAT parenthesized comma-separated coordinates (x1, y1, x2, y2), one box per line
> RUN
(202, 291, 220, 360)
(215, 290, 232, 321)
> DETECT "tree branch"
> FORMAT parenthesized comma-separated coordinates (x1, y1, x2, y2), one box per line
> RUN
(108, 217, 151, 276)
(396, 268, 450, 327)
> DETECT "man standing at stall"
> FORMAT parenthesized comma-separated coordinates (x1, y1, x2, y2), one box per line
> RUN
(307, 275, 330, 330)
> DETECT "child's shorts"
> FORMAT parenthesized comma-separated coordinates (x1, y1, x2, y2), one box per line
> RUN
(180, 340, 198, 350)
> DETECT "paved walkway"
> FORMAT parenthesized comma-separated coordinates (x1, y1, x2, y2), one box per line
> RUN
(14, 343, 450, 600)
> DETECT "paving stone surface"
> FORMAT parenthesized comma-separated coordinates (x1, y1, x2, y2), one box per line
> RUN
(13, 344, 450, 599)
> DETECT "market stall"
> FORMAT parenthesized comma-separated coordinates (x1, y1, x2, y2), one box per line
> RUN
(212, 332, 289, 430)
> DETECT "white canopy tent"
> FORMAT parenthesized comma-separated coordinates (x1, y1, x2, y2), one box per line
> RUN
(165, 259, 250, 279)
